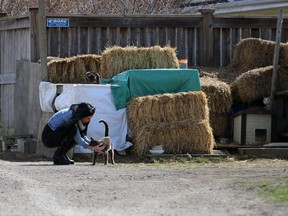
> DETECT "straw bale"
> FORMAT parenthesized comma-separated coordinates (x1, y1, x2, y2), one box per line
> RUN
(230, 38, 286, 73)
(232, 65, 288, 103)
(47, 58, 67, 83)
(133, 119, 215, 156)
(127, 91, 209, 136)
(209, 112, 229, 138)
(100, 45, 179, 78)
(47, 56, 61, 62)
(201, 77, 232, 113)
(76, 54, 102, 72)
(71, 56, 86, 83)
(282, 42, 288, 66)
(47, 54, 101, 83)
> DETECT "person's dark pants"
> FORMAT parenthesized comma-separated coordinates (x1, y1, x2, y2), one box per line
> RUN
(42, 124, 76, 148)
(42, 124, 77, 165)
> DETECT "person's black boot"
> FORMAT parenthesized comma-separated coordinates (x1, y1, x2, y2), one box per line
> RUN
(53, 138, 71, 165)
(63, 141, 75, 164)
(53, 153, 70, 165)
(64, 154, 74, 164)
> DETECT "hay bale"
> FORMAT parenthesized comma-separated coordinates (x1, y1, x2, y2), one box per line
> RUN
(47, 56, 61, 62)
(47, 58, 67, 83)
(230, 38, 287, 73)
(127, 91, 215, 156)
(282, 42, 288, 66)
(47, 54, 101, 83)
(133, 119, 215, 156)
(201, 77, 232, 113)
(232, 66, 288, 103)
(209, 112, 229, 138)
(127, 91, 209, 136)
(76, 54, 102, 73)
(100, 45, 179, 78)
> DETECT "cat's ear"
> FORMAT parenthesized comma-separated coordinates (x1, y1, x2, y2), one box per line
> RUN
(90, 137, 94, 141)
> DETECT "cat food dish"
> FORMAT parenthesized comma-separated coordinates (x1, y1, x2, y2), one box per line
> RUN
(149, 149, 165, 155)
(151, 145, 163, 150)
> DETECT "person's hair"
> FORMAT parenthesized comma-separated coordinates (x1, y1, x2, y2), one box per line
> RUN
(70, 102, 96, 119)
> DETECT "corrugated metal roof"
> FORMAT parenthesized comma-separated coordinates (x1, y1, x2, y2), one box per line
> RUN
(184, 0, 288, 16)
(215, 0, 288, 16)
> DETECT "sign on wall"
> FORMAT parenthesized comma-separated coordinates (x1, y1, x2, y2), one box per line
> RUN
(47, 18, 69, 27)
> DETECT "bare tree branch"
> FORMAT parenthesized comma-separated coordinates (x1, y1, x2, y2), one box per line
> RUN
(0, 0, 201, 16)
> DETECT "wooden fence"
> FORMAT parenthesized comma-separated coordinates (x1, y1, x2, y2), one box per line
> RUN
(0, 8, 288, 135)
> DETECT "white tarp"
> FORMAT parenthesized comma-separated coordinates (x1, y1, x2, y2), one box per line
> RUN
(39, 82, 132, 153)
(39, 82, 57, 112)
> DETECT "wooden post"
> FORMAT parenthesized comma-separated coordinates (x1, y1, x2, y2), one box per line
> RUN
(38, 0, 48, 81)
(269, 9, 284, 111)
(199, 9, 215, 67)
(29, 8, 40, 62)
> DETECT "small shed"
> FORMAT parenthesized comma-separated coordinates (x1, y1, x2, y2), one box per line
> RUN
(233, 107, 272, 145)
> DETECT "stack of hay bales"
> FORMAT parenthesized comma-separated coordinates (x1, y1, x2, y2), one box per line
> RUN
(100, 45, 179, 78)
(282, 42, 288, 65)
(201, 76, 232, 137)
(232, 65, 288, 103)
(230, 38, 287, 73)
(47, 54, 101, 83)
(127, 91, 215, 156)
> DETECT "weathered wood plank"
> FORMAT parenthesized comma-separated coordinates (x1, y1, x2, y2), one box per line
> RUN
(69, 27, 79, 56)
(176, 27, 185, 60)
(79, 27, 88, 54)
(1, 84, 14, 127)
(15, 61, 41, 137)
(0, 17, 29, 31)
(222, 28, 231, 66)
(60, 28, 69, 57)
(48, 28, 60, 57)
(95, 27, 102, 54)
(213, 28, 221, 66)
(0, 74, 15, 84)
(214, 17, 288, 29)
(29, 8, 39, 62)
(66, 16, 202, 28)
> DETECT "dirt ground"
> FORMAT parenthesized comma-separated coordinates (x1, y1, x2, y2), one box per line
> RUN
(0, 151, 288, 216)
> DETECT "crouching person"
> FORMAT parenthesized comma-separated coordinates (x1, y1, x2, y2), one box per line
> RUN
(41, 102, 104, 165)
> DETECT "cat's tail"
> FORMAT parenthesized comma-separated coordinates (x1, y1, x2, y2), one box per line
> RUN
(99, 119, 109, 137)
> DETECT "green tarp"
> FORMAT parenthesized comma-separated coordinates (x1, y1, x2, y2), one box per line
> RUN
(107, 69, 201, 110)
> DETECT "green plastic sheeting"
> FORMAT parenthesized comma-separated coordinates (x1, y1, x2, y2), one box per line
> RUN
(108, 69, 201, 110)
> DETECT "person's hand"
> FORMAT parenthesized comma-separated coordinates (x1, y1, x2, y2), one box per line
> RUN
(93, 144, 105, 154)
(85, 144, 105, 153)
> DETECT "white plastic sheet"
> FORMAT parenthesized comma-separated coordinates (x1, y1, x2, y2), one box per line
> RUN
(39, 82, 57, 112)
(39, 82, 132, 153)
